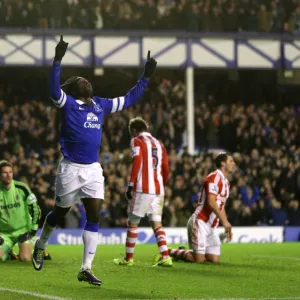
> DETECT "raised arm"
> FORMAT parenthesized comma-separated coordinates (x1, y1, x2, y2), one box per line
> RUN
(99, 51, 157, 114)
(50, 35, 69, 108)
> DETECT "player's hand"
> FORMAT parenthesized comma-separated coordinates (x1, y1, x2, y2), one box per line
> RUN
(143, 51, 157, 79)
(226, 229, 233, 242)
(223, 220, 232, 241)
(0, 236, 4, 246)
(125, 186, 133, 201)
(18, 232, 33, 244)
(31, 230, 37, 237)
(54, 35, 69, 61)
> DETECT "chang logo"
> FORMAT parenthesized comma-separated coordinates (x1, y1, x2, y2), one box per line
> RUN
(84, 112, 101, 129)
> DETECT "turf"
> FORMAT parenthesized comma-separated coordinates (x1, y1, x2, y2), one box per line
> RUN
(1, 243, 300, 300)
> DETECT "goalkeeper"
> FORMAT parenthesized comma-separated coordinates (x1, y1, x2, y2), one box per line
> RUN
(0, 160, 42, 262)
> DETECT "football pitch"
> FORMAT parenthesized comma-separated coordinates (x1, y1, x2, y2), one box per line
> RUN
(1, 243, 300, 300)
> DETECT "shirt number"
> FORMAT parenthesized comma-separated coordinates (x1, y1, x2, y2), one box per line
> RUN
(152, 147, 158, 169)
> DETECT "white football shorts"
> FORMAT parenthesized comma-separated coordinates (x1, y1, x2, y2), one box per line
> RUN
(187, 214, 221, 255)
(128, 192, 164, 222)
(55, 158, 104, 207)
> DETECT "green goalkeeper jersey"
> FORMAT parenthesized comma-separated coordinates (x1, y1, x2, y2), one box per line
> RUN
(0, 180, 40, 233)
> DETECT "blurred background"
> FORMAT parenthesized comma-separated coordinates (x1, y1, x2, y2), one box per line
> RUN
(0, 0, 299, 234)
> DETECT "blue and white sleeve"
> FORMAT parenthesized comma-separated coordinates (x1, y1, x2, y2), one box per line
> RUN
(98, 76, 149, 114)
(49, 62, 67, 108)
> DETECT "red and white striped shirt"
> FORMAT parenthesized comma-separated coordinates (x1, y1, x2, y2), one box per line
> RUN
(194, 169, 230, 228)
(129, 132, 169, 195)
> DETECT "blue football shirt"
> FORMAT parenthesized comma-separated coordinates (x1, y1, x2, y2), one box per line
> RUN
(50, 62, 149, 164)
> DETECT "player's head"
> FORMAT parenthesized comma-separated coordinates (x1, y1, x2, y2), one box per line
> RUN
(128, 117, 149, 137)
(0, 160, 13, 186)
(215, 152, 235, 174)
(61, 76, 93, 99)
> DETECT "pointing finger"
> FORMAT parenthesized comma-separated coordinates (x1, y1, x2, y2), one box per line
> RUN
(60, 35, 63, 42)
(147, 50, 150, 60)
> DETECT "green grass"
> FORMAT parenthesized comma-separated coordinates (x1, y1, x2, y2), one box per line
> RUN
(1, 243, 300, 300)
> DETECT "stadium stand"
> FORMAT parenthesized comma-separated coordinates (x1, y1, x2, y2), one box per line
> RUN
(0, 0, 299, 33)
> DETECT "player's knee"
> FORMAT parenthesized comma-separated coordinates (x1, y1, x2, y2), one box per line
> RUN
(185, 252, 195, 262)
(127, 213, 140, 226)
(19, 254, 32, 262)
(50, 206, 70, 226)
(86, 214, 99, 223)
(151, 221, 162, 230)
(209, 257, 220, 263)
(205, 254, 220, 263)
(194, 253, 206, 263)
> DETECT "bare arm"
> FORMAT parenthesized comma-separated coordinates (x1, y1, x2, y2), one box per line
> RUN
(207, 194, 227, 224)
(207, 194, 232, 239)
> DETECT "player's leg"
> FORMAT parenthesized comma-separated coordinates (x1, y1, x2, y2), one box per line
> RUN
(114, 193, 145, 266)
(149, 195, 172, 267)
(168, 247, 194, 262)
(18, 240, 33, 262)
(205, 249, 220, 263)
(77, 197, 102, 286)
(169, 216, 207, 263)
(114, 214, 140, 266)
(32, 204, 71, 270)
(167, 216, 197, 262)
(205, 230, 221, 263)
(77, 163, 104, 285)
(0, 234, 15, 262)
(190, 218, 209, 263)
(80, 197, 101, 271)
(32, 160, 80, 270)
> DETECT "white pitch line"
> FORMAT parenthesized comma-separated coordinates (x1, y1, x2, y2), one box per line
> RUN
(0, 287, 72, 300)
(253, 255, 300, 261)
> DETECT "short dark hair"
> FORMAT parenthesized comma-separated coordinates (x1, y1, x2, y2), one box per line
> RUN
(215, 152, 231, 168)
(0, 160, 13, 171)
(129, 117, 149, 133)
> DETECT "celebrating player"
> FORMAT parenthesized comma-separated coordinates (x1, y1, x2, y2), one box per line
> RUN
(32, 36, 157, 286)
(113, 117, 172, 267)
(167, 153, 235, 264)
(0, 160, 40, 262)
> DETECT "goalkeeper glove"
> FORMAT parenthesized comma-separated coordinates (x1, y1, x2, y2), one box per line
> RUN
(125, 183, 134, 201)
(18, 232, 33, 244)
(54, 35, 69, 61)
(0, 236, 4, 246)
(143, 51, 157, 79)
(31, 229, 37, 237)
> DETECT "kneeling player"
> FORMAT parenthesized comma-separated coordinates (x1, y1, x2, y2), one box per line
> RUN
(113, 118, 172, 267)
(168, 153, 235, 263)
(0, 160, 40, 262)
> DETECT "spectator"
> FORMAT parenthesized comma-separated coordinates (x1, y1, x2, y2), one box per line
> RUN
(269, 199, 289, 226)
(258, 4, 269, 32)
(287, 200, 300, 226)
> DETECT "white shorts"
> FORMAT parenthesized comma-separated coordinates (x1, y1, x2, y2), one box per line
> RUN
(128, 192, 164, 222)
(55, 158, 105, 207)
(187, 214, 221, 256)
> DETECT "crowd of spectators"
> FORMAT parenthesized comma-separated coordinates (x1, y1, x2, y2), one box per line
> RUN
(0, 70, 299, 229)
(1, 0, 300, 33)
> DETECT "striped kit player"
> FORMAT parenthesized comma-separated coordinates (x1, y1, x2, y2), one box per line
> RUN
(168, 153, 236, 264)
(114, 117, 172, 267)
